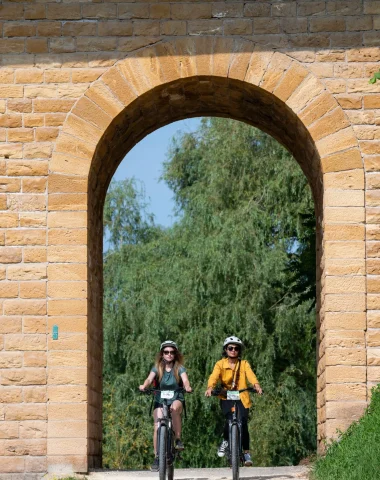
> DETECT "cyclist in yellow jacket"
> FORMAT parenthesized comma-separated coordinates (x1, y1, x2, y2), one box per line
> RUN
(205, 336, 262, 466)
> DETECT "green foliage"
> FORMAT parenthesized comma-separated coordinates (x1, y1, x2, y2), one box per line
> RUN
(369, 71, 380, 84)
(102, 118, 316, 469)
(312, 386, 380, 480)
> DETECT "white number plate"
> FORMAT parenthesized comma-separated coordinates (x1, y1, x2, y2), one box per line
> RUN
(161, 390, 175, 400)
(227, 391, 240, 400)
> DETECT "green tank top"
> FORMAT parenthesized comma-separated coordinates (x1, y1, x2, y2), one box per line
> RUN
(151, 365, 186, 404)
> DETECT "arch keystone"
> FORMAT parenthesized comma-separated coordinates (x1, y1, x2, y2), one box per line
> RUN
(212, 37, 234, 78)
(173, 38, 197, 78)
(136, 45, 166, 88)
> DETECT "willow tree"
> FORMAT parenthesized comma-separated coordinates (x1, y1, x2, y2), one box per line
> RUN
(103, 118, 316, 469)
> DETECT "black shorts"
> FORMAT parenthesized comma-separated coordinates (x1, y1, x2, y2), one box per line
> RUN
(153, 399, 184, 410)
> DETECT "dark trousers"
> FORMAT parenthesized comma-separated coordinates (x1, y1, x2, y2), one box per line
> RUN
(220, 400, 250, 451)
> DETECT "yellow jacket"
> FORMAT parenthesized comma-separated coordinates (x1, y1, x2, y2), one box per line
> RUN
(207, 358, 259, 408)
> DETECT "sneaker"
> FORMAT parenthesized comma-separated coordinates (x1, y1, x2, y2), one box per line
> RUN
(150, 456, 159, 472)
(244, 452, 253, 466)
(217, 440, 229, 457)
(175, 438, 184, 451)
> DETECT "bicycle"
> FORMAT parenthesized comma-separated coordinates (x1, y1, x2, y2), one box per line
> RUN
(211, 386, 258, 480)
(140, 387, 190, 480)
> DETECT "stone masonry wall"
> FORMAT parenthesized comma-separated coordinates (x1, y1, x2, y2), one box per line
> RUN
(0, 0, 379, 476)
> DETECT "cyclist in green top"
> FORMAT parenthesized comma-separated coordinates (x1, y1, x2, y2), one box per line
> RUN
(139, 340, 192, 472)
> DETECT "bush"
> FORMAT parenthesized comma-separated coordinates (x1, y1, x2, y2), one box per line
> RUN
(312, 385, 380, 480)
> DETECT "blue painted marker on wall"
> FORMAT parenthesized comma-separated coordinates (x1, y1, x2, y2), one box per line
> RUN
(52, 325, 58, 340)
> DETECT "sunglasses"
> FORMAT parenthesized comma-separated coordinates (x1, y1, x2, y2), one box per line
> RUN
(227, 346, 240, 352)
(163, 350, 176, 355)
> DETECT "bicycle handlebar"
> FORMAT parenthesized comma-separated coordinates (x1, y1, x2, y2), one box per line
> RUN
(211, 386, 261, 396)
(139, 387, 193, 395)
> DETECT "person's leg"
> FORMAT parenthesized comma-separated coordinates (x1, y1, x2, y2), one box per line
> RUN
(237, 403, 250, 452)
(170, 400, 183, 439)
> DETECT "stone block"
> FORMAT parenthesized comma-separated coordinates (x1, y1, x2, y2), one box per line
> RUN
(48, 420, 87, 438)
(324, 207, 365, 223)
(24, 248, 47, 264)
(24, 352, 47, 368)
(47, 386, 87, 404)
(325, 347, 366, 365)
(5, 335, 46, 352)
(5, 404, 46, 421)
(1, 368, 46, 386)
(325, 294, 365, 312)
(47, 212, 87, 229)
(0, 421, 19, 439)
(48, 265, 87, 282)
(325, 241, 365, 259)
(326, 401, 366, 420)
(48, 300, 87, 316)
(24, 386, 47, 404)
(326, 383, 367, 401)
(324, 224, 364, 241)
(0, 248, 22, 264)
(4, 300, 46, 316)
(48, 351, 87, 368)
(48, 333, 87, 351)
(325, 312, 366, 330)
(366, 329, 380, 347)
(47, 246, 87, 263)
(48, 368, 87, 386)
(325, 330, 365, 349)
(23, 316, 46, 333)
(0, 352, 22, 368)
(48, 403, 86, 421)
(7, 266, 46, 281)
(47, 281, 87, 299)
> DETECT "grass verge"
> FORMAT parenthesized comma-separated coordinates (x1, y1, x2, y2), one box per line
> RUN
(312, 385, 380, 480)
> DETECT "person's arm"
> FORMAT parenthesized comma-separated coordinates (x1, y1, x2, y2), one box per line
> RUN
(205, 362, 222, 397)
(139, 371, 156, 391)
(180, 372, 192, 392)
(245, 361, 263, 395)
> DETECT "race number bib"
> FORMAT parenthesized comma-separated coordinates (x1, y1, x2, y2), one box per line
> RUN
(161, 390, 175, 400)
(227, 391, 240, 400)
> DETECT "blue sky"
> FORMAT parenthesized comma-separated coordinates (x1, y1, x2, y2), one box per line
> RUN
(112, 117, 202, 227)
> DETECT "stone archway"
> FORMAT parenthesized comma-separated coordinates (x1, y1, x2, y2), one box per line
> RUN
(47, 37, 366, 473)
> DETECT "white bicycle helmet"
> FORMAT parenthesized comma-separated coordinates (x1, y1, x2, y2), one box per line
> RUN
(223, 336, 244, 348)
(160, 340, 178, 351)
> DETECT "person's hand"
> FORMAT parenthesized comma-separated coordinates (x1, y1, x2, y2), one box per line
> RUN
(139, 385, 146, 391)
(205, 387, 213, 397)
(255, 384, 263, 395)
(185, 386, 192, 393)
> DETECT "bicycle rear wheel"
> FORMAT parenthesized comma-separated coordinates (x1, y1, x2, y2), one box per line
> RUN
(231, 424, 240, 480)
(158, 425, 167, 480)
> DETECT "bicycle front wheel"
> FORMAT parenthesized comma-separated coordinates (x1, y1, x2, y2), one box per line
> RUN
(167, 463, 174, 480)
(158, 425, 167, 480)
(231, 424, 240, 480)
